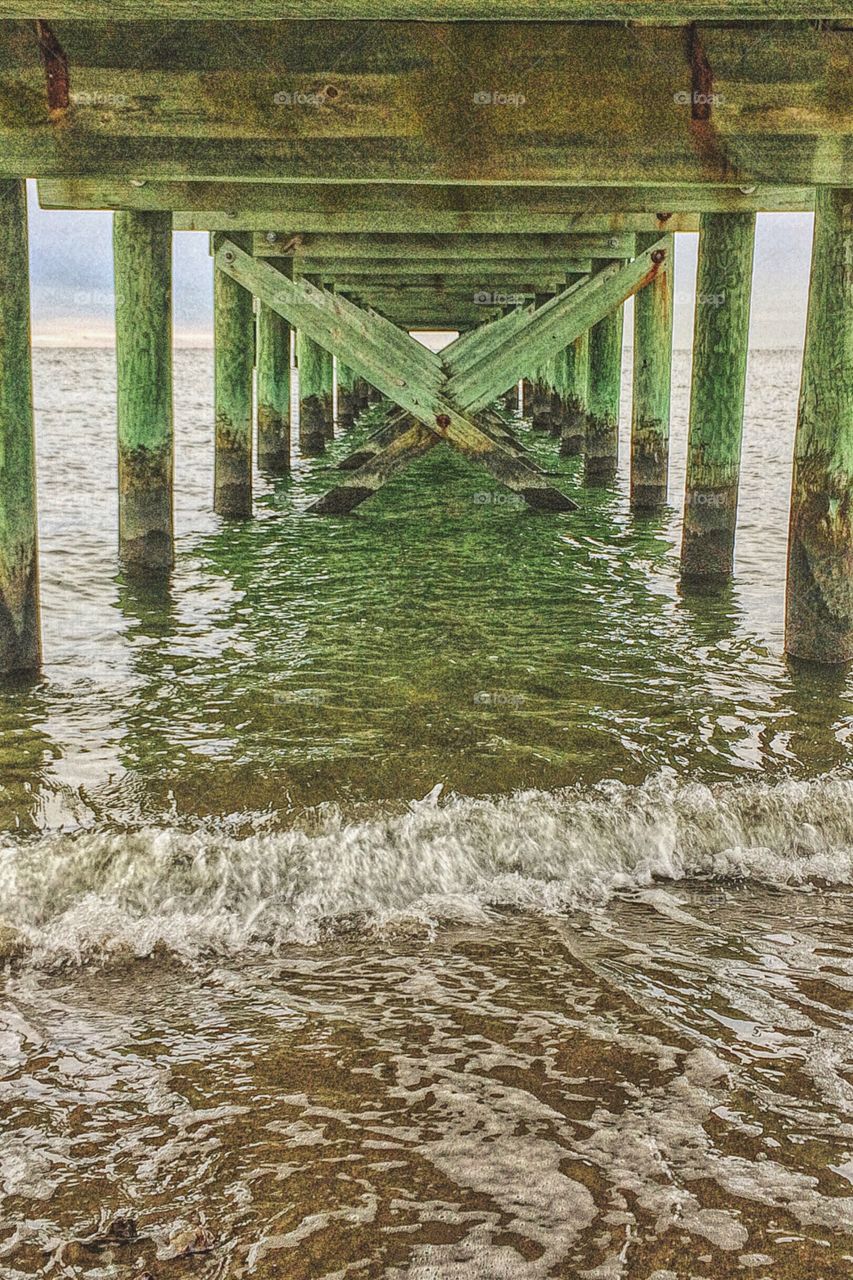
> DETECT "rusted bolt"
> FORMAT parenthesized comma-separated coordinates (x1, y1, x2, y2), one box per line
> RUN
(656, 212, 673, 223)
(651, 248, 666, 265)
(323, 85, 340, 100)
(436, 414, 451, 430)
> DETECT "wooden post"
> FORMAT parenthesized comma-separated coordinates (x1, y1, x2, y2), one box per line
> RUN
(0, 180, 40, 673)
(585, 302, 624, 484)
(321, 346, 334, 439)
(681, 213, 756, 579)
(785, 188, 853, 663)
(559, 332, 589, 457)
(337, 362, 359, 429)
(297, 330, 327, 455)
(214, 232, 253, 517)
(114, 210, 173, 569)
(631, 232, 674, 507)
(256, 300, 290, 473)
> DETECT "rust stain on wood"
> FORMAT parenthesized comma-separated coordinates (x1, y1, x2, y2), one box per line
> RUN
(34, 20, 70, 116)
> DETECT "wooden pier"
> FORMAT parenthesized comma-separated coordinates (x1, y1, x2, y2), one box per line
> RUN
(0, 7, 851, 669)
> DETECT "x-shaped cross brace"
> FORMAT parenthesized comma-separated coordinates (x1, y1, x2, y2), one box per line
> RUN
(214, 235, 669, 515)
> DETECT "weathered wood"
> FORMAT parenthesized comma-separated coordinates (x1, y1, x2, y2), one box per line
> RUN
(296, 331, 328, 456)
(114, 209, 174, 569)
(213, 241, 576, 512)
(38, 180, 816, 220)
(681, 213, 756, 578)
(7, 24, 848, 185)
(585, 305, 625, 485)
(0, 180, 40, 673)
(785, 188, 853, 664)
(257, 234, 635, 261)
(257, 299, 291, 473)
(448, 241, 669, 413)
(320, 345, 334, 439)
(301, 260, 586, 281)
(7, 3, 850, 18)
(631, 231, 674, 507)
(337, 361, 359, 430)
(214, 232, 254, 516)
(558, 332, 590, 458)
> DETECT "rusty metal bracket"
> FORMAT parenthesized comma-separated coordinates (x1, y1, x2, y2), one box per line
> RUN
(34, 20, 70, 114)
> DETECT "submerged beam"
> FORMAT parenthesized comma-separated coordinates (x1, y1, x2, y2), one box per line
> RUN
(214, 232, 254, 517)
(0, 180, 40, 673)
(681, 213, 756, 579)
(785, 189, 853, 665)
(114, 210, 174, 569)
(631, 231, 674, 507)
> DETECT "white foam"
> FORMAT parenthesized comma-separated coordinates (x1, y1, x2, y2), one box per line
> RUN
(2, 774, 853, 968)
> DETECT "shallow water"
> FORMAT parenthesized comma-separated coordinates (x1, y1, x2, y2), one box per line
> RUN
(2, 348, 853, 1276)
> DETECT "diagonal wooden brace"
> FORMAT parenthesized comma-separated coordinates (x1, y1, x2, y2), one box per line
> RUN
(215, 238, 574, 513)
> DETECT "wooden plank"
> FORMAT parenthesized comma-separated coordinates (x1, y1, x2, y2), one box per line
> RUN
(447, 243, 667, 412)
(5, 3, 851, 19)
(38, 180, 815, 218)
(256, 234, 636, 260)
(3, 23, 849, 185)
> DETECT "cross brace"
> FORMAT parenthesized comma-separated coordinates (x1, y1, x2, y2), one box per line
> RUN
(213, 236, 668, 514)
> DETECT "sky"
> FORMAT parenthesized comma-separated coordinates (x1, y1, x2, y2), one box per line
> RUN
(25, 183, 815, 350)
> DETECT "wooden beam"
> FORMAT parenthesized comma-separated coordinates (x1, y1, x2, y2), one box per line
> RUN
(557, 333, 590, 458)
(785, 188, 853, 664)
(0, 180, 40, 673)
(5, 23, 849, 185)
(257, 296, 291, 472)
(114, 210, 174, 568)
(213, 232, 254, 516)
(256, 234, 635, 260)
(446, 241, 668, 412)
(5, 3, 851, 18)
(38, 180, 816, 219)
(298, 261, 589, 280)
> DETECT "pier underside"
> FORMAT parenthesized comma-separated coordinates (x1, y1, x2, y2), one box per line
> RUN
(0, 9, 851, 666)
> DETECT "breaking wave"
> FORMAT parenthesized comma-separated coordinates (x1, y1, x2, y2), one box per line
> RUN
(3, 773, 853, 967)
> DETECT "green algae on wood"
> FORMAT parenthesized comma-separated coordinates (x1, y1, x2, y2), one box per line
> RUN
(214, 232, 254, 517)
(585, 305, 624, 486)
(559, 332, 590, 458)
(257, 300, 291, 474)
(0, 180, 40, 673)
(631, 232, 673, 508)
(114, 210, 174, 569)
(681, 213, 756, 579)
(296, 331, 328, 457)
(785, 188, 853, 664)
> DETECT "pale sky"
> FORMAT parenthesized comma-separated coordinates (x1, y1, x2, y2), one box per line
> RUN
(26, 184, 814, 350)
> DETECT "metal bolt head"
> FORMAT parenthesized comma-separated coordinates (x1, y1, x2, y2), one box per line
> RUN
(265, 232, 278, 243)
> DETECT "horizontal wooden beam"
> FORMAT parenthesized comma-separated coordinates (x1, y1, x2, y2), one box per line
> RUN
(254, 233, 635, 260)
(5, 3, 851, 17)
(296, 260, 591, 279)
(38, 181, 814, 221)
(4, 23, 850, 185)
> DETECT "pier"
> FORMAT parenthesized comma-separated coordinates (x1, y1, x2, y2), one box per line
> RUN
(0, 9, 850, 670)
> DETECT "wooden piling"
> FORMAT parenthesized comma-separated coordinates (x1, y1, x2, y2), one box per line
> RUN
(0, 180, 40, 673)
(337, 362, 359, 430)
(321, 346, 335, 439)
(114, 210, 174, 568)
(256, 300, 290, 473)
(631, 232, 673, 508)
(297, 331, 328, 455)
(681, 213, 756, 579)
(214, 232, 254, 517)
(785, 188, 853, 663)
(559, 332, 590, 458)
(585, 304, 624, 484)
